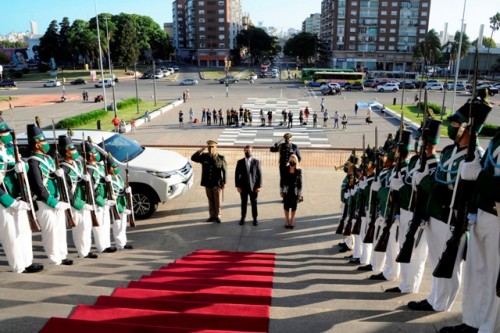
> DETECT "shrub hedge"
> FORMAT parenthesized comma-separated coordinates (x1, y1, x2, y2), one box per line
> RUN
(56, 109, 108, 129)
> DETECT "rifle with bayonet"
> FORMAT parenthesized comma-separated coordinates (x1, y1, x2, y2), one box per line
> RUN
(125, 155, 135, 227)
(352, 135, 366, 235)
(81, 133, 99, 227)
(363, 127, 379, 244)
(51, 120, 76, 228)
(101, 139, 121, 222)
(11, 131, 41, 232)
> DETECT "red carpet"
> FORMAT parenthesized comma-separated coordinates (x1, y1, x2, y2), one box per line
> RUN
(39, 250, 275, 333)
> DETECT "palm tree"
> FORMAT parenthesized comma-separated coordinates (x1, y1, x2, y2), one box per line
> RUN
(442, 31, 471, 76)
(486, 12, 500, 76)
(413, 29, 441, 73)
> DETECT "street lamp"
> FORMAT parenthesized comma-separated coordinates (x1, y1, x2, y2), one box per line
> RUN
(134, 62, 140, 114)
(152, 60, 157, 106)
(104, 17, 117, 117)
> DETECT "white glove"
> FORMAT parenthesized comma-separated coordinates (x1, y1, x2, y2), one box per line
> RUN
(55, 168, 65, 178)
(81, 174, 91, 182)
(14, 161, 26, 173)
(55, 201, 71, 211)
(125, 186, 132, 194)
(106, 199, 116, 207)
(10, 200, 31, 211)
(413, 169, 429, 187)
(350, 188, 356, 196)
(105, 175, 112, 182)
(82, 204, 94, 211)
(343, 192, 350, 200)
(460, 159, 482, 181)
(390, 177, 405, 191)
(467, 213, 477, 224)
(371, 180, 381, 192)
(359, 179, 368, 190)
(123, 209, 132, 215)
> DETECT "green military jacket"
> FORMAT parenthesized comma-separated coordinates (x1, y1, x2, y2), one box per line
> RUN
(0, 145, 20, 208)
(377, 167, 393, 218)
(110, 174, 127, 214)
(87, 162, 107, 207)
(27, 152, 60, 208)
(61, 160, 87, 211)
(399, 155, 419, 211)
(191, 152, 227, 188)
(476, 129, 500, 214)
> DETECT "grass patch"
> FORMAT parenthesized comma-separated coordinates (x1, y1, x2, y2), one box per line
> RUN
(200, 69, 248, 80)
(0, 96, 15, 102)
(5, 68, 147, 82)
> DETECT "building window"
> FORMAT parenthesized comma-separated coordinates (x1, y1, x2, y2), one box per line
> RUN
(350, 27, 356, 32)
(199, 35, 206, 40)
(350, 19, 357, 24)
(219, 18, 224, 23)
(389, 37, 395, 42)
(391, 10, 397, 15)
(219, 26, 225, 31)
(350, 36, 356, 41)
(219, 34, 225, 40)
(352, 1, 358, 5)
(219, 43, 225, 48)
(391, 19, 396, 24)
(199, 18, 205, 23)
(198, 1, 204, 5)
(381, 19, 386, 24)
(422, 2, 429, 7)
(420, 20, 427, 26)
(390, 28, 396, 33)
(198, 10, 205, 14)
(381, 1, 387, 5)
(218, 0, 224, 5)
(391, 2, 397, 6)
(218, 9, 224, 14)
(351, 10, 357, 15)
(199, 26, 205, 31)
(200, 43, 206, 48)
(380, 28, 386, 33)
(388, 45, 395, 50)
(381, 10, 387, 15)
(380, 37, 386, 41)
(421, 11, 428, 16)
(379, 45, 385, 50)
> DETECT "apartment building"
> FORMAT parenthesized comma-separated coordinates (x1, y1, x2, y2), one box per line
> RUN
(172, 0, 243, 66)
(302, 13, 321, 36)
(319, 0, 430, 71)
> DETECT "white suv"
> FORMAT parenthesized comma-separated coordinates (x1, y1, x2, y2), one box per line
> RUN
(16, 130, 194, 219)
(378, 82, 400, 92)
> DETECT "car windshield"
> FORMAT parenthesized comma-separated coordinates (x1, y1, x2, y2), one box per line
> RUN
(98, 134, 144, 162)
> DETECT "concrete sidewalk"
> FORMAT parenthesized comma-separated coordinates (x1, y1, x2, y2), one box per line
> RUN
(0, 164, 462, 333)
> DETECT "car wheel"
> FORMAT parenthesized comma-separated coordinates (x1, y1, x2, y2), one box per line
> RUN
(346, 88, 351, 91)
(132, 187, 159, 219)
(393, 89, 398, 92)
(379, 89, 384, 92)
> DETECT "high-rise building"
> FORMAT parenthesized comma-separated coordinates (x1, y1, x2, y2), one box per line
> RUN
(302, 13, 321, 36)
(172, 0, 243, 66)
(319, 0, 431, 71)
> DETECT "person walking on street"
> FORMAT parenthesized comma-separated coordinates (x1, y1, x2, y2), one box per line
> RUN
(130, 118, 136, 133)
(355, 103, 359, 117)
(342, 114, 348, 130)
(179, 110, 184, 128)
(145, 110, 151, 122)
(191, 140, 227, 223)
(235, 145, 262, 226)
(282, 109, 287, 126)
(313, 111, 318, 128)
(288, 110, 293, 129)
(112, 116, 120, 133)
(414, 93, 419, 104)
(206, 110, 211, 126)
(299, 109, 304, 126)
(320, 98, 325, 112)
(304, 106, 310, 124)
(260, 110, 265, 126)
(281, 154, 302, 229)
(189, 108, 194, 125)
(202, 108, 206, 123)
(323, 109, 329, 127)
(333, 111, 339, 129)
(267, 110, 273, 127)
(218, 109, 224, 125)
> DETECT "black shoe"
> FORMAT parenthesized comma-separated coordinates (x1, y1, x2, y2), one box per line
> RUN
(337, 242, 347, 248)
(206, 217, 214, 222)
(215, 217, 221, 223)
(103, 247, 117, 253)
(61, 259, 73, 266)
(124, 245, 134, 250)
(239, 219, 245, 225)
(349, 258, 360, 264)
(285, 225, 290, 229)
(23, 263, 44, 273)
(439, 323, 478, 333)
(357, 264, 372, 271)
(253, 220, 258, 226)
(369, 272, 387, 281)
(407, 299, 434, 311)
(385, 287, 401, 293)
(344, 254, 353, 259)
(84, 252, 98, 259)
(289, 225, 294, 229)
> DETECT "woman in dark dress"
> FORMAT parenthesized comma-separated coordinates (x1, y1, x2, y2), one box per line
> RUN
(280, 154, 303, 229)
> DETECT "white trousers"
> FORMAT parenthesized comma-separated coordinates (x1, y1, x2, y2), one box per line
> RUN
(36, 201, 68, 264)
(353, 232, 362, 259)
(71, 208, 92, 258)
(112, 213, 128, 250)
(370, 216, 386, 272)
(360, 216, 373, 265)
(92, 206, 111, 253)
(398, 209, 428, 293)
(382, 218, 400, 281)
(426, 216, 465, 312)
(462, 210, 500, 333)
(0, 207, 33, 273)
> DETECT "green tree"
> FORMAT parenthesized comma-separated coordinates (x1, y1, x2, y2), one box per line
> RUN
(59, 17, 72, 66)
(486, 12, 500, 74)
(472, 36, 496, 48)
(236, 26, 278, 63)
(283, 32, 317, 65)
(38, 20, 60, 65)
(0, 41, 28, 48)
(114, 15, 139, 70)
(67, 19, 98, 68)
(442, 31, 471, 74)
(413, 29, 441, 71)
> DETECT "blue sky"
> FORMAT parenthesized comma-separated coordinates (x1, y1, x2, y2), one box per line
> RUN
(1, 0, 499, 41)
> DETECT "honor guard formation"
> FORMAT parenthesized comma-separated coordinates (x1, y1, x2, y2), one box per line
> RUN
(335, 87, 499, 333)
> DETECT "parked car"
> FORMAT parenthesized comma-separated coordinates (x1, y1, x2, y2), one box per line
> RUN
(0, 79, 16, 87)
(398, 81, 416, 89)
(371, 80, 392, 88)
(320, 83, 341, 95)
(446, 82, 467, 91)
(344, 82, 364, 91)
(179, 78, 198, 86)
(363, 79, 380, 87)
(153, 70, 164, 79)
(173, 66, 180, 72)
(70, 78, 87, 85)
(219, 76, 239, 84)
(16, 130, 194, 219)
(378, 82, 400, 92)
(140, 73, 152, 79)
(475, 84, 498, 96)
(43, 80, 61, 87)
(307, 81, 322, 87)
(94, 79, 115, 88)
(425, 82, 444, 90)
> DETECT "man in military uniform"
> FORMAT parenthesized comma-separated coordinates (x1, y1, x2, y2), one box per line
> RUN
(270, 133, 302, 191)
(408, 89, 491, 312)
(440, 93, 498, 332)
(191, 140, 227, 223)
(58, 135, 97, 259)
(26, 124, 73, 266)
(84, 140, 116, 253)
(105, 155, 133, 250)
(0, 119, 43, 273)
(337, 152, 358, 253)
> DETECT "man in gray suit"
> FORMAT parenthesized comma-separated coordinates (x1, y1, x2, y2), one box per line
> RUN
(235, 145, 262, 226)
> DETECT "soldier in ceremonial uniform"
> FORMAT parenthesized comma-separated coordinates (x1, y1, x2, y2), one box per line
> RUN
(338, 152, 358, 253)
(58, 135, 97, 259)
(408, 89, 491, 312)
(270, 133, 302, 191)
(386, 119, 441, 293)
(191, 140, 227, 223)
(84, 140, 116, 253)
(105, 155, 133, 250)
(26, 124, 73, 266)
(440, 94, 498, 333)
(0, 119, 43, 273)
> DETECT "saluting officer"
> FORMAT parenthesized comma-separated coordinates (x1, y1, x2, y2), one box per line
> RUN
(26, 124, 73, 266)
(408, 89, 491, 312)
(0, 119, 43, 273)
(270, 133, 302, 190)
(58, 135, 97, 259)
(191, 140, 227, 223)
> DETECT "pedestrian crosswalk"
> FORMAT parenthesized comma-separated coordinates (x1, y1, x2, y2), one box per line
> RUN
(216, 98, 331, 148)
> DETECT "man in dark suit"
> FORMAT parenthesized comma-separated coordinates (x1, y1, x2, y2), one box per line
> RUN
(235, 145, 262, 226)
